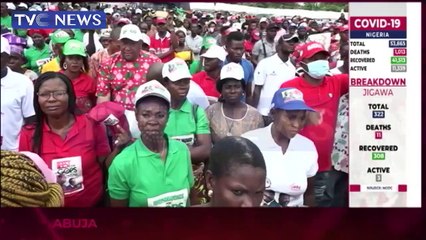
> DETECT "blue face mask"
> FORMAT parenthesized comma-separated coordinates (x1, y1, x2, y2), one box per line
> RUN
(303, 59, 329, 79)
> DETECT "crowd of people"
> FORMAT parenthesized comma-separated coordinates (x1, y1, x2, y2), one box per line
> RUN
(1, 2, 350, 208)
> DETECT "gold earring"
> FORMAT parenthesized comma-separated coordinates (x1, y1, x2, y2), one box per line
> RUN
(208, 190, 213, 198)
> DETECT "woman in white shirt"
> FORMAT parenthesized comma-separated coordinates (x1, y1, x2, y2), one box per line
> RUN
(242, 87, 318, 207)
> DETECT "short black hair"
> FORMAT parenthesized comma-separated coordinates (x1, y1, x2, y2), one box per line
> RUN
(226, 31, 244, 46)
(216, 78, 246, 94)
(208, 136, 266, 178)
(175, 30, 186, 37)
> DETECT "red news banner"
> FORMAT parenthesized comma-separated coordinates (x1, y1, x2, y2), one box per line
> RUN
(350, 17, 407, 39)
(350, 17, 407, 30)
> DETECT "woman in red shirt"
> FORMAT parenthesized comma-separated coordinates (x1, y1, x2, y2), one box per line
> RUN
(19, 72, 112, 207)
(59, 39, 96, 114)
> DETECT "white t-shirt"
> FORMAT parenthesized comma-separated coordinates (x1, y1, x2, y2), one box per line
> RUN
(187, 80, 210, 110)
(254, 54, 296, 116)
(1, 68, 35, 151)
(83, 32, 104, 53)
(242, 124, 318, 207)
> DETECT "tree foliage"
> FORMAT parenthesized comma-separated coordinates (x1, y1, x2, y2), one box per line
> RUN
(239, 2, 348, 12)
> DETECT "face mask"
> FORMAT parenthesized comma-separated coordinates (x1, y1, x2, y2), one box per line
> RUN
(209, 27, 215, 33)
(303, 59, 329, 79)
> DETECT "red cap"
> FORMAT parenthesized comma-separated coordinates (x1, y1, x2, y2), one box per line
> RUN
(223, 27, 238, 36)
(117, 18, 131, 25)
(275, 17, 284, 23)
(87, 102, 130, 136)
(251, 30, 260, 41)
(48, 5, 58, 11)
(299, 42, 330, 61)
(156, 18, 167, 24)
(27, 29, 49, 38)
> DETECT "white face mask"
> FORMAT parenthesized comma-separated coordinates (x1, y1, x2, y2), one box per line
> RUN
(303, 60, 330, 79)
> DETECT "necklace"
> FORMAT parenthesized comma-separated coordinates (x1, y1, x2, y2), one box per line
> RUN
(221, 104, 237, 137)
(224, 118, 234, 136)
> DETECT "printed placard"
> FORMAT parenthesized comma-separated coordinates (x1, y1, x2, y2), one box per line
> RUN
(147, 189, 189, 207)
(51, 156, 84, 195)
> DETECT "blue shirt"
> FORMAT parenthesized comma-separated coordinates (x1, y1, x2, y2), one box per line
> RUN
(224, 58, 254, 85)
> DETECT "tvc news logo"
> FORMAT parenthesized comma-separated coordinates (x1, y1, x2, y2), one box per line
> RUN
(12, 11, 107, 29)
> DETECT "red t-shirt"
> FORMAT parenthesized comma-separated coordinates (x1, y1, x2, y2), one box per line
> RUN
(96, 51, 161, 110)
(280, 74, 349, 172)
(244, 40, 254, 53)
(60, 71, 96, 114)
(149, 32, 175, 63)
(19, 114, 111, 207)
(191, 71, 220, 98)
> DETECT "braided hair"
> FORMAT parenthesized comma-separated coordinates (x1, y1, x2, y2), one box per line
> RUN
(0, 150, 63, 207)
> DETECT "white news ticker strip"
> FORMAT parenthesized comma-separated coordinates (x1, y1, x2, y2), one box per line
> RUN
(405, 2, 422, 208)
(359, 185, 406, 193)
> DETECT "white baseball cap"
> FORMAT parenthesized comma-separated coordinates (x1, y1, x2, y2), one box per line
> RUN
(201, 45, 227, 61)
(80, 7, 88, 11)
(259, 17, 268, 23)
(29, 5, 42, 11)
(134, 80, 171, 106)
(6, 3, 15, 10)
(141, 33, 150, 46)
(100, 29, 112, 38)
(119, 24, 144, 42)
(1, 36, 10, 55)
(162, 58, 192, 82)
(220, 62, 244, 81)
(17, 3, 28, 9)
(104, 8, 113, 14)
(135, 8, 142, 14)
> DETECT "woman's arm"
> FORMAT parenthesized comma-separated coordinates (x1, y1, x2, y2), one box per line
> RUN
(97, 125, 133, 169)
(110, 198, 129, 207)
(189, 134, 211, 164)
(304, 177, 316, 207)
(190, 107, 212, 164)
(107, 155, 130, 207)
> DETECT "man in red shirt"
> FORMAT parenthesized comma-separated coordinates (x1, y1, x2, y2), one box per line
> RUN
(149, 18, 178, 63)
(191, 45, 227, 103)
(96, 24, 161, 137)
(280, 42, 349, 207)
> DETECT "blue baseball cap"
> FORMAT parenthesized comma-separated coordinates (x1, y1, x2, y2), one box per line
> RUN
(271, 88, 315, 111)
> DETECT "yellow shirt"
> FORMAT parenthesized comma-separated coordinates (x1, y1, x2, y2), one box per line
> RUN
(175, 51, 193, 62)
(40, 58, 61, 74)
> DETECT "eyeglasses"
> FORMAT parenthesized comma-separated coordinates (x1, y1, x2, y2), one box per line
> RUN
(37, 90, 68, 99)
